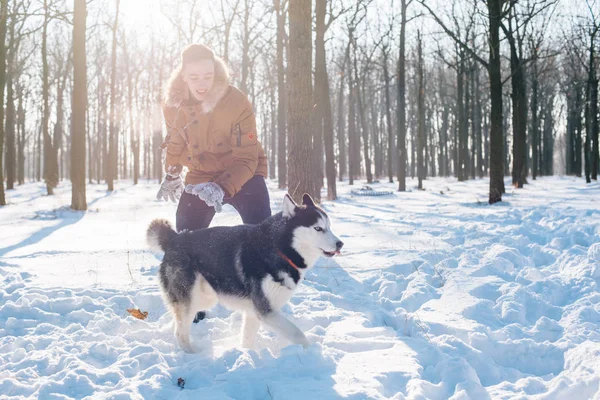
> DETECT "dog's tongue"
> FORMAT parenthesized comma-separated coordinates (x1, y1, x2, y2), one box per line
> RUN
(334, 250, 341, 255)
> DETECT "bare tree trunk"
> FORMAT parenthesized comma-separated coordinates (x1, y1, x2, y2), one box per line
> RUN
(275, 0, 287, 189)
(5, 58, 15, 190)
(427, 105, 434, 177)
(397, 0, 408, 191)
(71, 0, 87, 210)
(456, 51, 467, 181)
(347, 47, 357, 186)
(372, 97, 383, 178)
(42, 0, 58, 194)
(575, 84, 583, 176)
(470, 62, 479, 179)
(417, 31, 425, 190)
(439, 69, 449, 176)
(87, 106, 93, 184)
(383, 45, 395, 183)
(54, 70, 66, 182)
(531, 52, 539, 180)
(488, 0, 505, 203)
(315, 0, 336, 200)
(587, 31, 599, 181)
(17, 86, 25, 185)
(287, 0, 314, 202)
(107, 0, 120, 191)
(37, 122, 41, 181)
(483, 103, 489, 176)
(269, 86, 277, 179)
(337, 44, 350, 182)
(0, 0, 7, 205)
(508, 35, 527, 188)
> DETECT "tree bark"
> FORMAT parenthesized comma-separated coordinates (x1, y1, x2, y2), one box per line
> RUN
(42, 0, 58, 194)
(487, 0, 505, 204)
(417, 31, 425, 190)
(275, 0, 287, 189)
(71, 0, 87, 210)
(287, 0, 314, 203)
(347, 43, 358, 186)
(5, 57, 15, 190)
(107, 0, 120, 191)
(396, 0, 407, 191)
(17, 86, 25, 185)
(586, 31, 599, 181)
(315, 0, 336, 200)
(531, 53, 539, 179)
(383, 45, 395, 183)
(508, 33, 527, 188)
(0, 0, 7, 205)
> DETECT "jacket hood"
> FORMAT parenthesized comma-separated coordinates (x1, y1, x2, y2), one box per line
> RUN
(164, 56, 230, 113)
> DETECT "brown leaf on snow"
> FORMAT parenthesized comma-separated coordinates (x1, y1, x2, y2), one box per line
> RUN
(127, 308, 148, 320)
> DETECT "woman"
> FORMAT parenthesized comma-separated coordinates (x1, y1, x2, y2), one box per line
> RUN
(156, 44, 271, 233)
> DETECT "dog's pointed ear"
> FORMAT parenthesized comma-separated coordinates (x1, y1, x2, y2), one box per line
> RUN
(282, 194, 298, 218)
(302, 193, 315, 207)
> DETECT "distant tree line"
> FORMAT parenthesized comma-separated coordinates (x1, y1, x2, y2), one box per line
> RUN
(0, 0, 599, 208)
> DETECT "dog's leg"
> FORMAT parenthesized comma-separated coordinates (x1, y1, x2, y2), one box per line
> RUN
(260, 311, 309, 348)
(241, 312, 261, 348)
(172, 302, 194, 353)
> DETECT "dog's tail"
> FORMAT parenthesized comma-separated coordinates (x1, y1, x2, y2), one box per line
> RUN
(147, 219, 177, 253)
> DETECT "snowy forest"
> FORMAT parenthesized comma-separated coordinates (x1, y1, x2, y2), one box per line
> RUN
(0, 0, 598, 207)
(1, 1, 600, 399)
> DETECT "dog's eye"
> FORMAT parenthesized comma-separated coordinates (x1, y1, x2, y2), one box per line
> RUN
(314, 226, 324, 232)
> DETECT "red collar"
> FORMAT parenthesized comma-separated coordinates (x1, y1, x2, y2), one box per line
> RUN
(277, 250, 300, 270)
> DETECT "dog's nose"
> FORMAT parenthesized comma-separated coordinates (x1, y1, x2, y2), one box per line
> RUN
(336, 241, 344, 250)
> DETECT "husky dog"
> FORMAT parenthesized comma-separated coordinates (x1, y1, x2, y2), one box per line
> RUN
(147, 193, 343, 353)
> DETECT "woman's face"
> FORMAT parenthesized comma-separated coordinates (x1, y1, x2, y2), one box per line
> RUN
(182, 59, 215, 101)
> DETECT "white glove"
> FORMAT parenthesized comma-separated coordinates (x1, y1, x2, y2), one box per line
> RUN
(185, 182, 225, 212)
(156, 174, 183, 203)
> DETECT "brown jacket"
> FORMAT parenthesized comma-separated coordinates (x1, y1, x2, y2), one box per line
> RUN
(162, 57, 267, 197)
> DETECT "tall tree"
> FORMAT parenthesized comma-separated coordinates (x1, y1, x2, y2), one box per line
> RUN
(287, 0, 314, 203)
(42, 0, 59, 194)
(315, 0, 338, 200)
(382, 41, 395, 183)
(416, 31, 425, 189)
(583, 0, 599, 182)
(397, 0, 411, 191)
(486, 0, 505, 203)
(107, 0, 120, 191)
(71, 0, 87, 210)
(0, 0, 8, 205)
(275, 0, 287, 189)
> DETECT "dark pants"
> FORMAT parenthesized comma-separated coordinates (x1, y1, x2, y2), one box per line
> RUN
(176, 175, 271, 232)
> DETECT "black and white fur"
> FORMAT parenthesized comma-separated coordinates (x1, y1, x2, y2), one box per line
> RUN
(147, 193, 343, 353)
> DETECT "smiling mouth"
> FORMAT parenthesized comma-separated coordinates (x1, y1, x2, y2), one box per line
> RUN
(196, 89, 207, 95)
(322, 249, 340, 258)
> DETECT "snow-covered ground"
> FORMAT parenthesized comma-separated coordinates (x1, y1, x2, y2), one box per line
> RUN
(0, 176, 599, 399)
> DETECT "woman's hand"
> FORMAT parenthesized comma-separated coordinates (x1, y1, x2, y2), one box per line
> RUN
(184, 182, 224, 212)
(156, 174, 183, 203)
